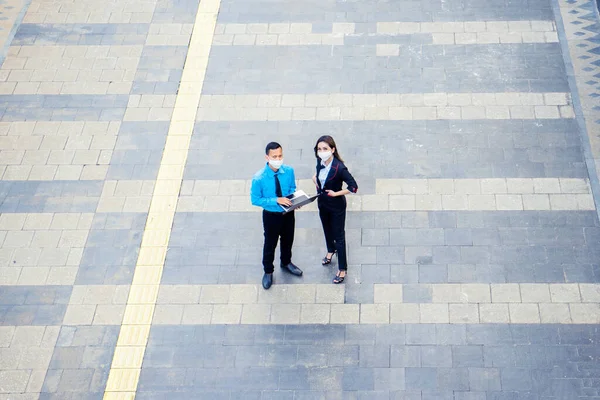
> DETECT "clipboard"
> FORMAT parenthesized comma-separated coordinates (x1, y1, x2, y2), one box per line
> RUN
(279, 190, 318, 214)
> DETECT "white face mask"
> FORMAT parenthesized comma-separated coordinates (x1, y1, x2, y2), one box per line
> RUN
(268, 159, 283, 169)
(318, 151, 332, 161)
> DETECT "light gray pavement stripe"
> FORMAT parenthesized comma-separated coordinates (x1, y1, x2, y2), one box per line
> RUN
(196, 93, 574, 121)
(214, 21, 558, 47)
(59, 283, 600, 325)
(149, 283, 600, 304)
(0, 213, 92, 285)
(212, 32, 559, 46)
(23, 0, 156, 24)
(91, 178, 595, 212)
(58, 283, 600, 301)
(142, 281, 600, 325)
(217, 21, 557, 35)
(175, 193, 595, 212)
(213, 21, 558, 46)
(375, 20, 556, 34)
(0, 45, 142, 96)
(149, 302, 600, 324)
(199, 93, 571, 107)
(0, 326, 60, 395)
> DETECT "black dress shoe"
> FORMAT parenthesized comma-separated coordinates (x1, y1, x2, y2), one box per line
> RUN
(262, 273, 273, 289)
(281, 262, 303, 276)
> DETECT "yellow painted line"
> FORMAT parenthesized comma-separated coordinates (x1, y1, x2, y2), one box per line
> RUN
(102, 0, 221, 396)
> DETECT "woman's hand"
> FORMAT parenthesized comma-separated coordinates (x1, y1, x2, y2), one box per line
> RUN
(325, 190, 338, 197)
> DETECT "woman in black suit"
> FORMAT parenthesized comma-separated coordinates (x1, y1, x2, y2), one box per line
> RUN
(312, 135, 358, 284)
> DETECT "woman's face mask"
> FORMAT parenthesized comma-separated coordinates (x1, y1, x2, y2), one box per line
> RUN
(318, 151, 333, 161)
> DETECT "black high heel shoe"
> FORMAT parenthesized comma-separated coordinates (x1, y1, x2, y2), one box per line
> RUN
(333, 270, 346, 284)
(322, 251, 336, 265)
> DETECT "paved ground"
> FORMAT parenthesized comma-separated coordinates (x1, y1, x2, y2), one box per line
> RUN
(0, 0, 600, 397)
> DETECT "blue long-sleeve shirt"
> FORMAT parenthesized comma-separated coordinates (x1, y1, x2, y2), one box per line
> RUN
(251, 163, 296, 213)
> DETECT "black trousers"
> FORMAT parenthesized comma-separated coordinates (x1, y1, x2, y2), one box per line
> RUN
(318, 205, 347, 271)
(262, 210, 295, 274)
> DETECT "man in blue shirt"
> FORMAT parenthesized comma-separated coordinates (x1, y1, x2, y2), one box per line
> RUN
(251, 142, 303, 289)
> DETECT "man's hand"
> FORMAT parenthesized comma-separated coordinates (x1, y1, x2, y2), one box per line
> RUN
(277, 197, 293, 206)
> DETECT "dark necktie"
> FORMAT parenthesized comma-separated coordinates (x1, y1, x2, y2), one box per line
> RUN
(275, 174, 282, 197)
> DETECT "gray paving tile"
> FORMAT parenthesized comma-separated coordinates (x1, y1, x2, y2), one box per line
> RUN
(0, 286, 71, 306)
(76, 212, 146, 285)
(406, 325, 437, 345)
(373, 325, 405, 346)
(390, 392, 422, 400)
(203, 44, 567, 95)
(359, 345, 390, 368)
(453, 392, 485, 400)
(500, 368, 534, 391)
(217, 0, 552, 22)
(341, 367, 374, 391)
(153, 0, 199, 23)
(134, 46, 188, 94)
(138, 325, 600, 398)
(106, 161, 160, 180)
(166, 210, 600, 284)
(188, 120, 584, 180)
(0, 181, 102, 213)
(327, 345, 359, 367)
(452, 346, 484, 367)
(0, 95, 128, 122)
(262, 391, 294, 400)
(41, 326, 118, 397)
(403, 284, 433, 303)
(279, 367, 309, 390)
(0, 286, 71, 325)
(390, 265, 420, 283)
(405, 367, 438, 390)
(116, 122, 169, 149)
(13, 23, 150, 45)
(421, 346, 452, 368)
(1, 0, 599, 395)
(437, 368, 469, 391)
(436, 325, 468, 346)
(391, 346, 421, 367)
(468, 367, 501, 391)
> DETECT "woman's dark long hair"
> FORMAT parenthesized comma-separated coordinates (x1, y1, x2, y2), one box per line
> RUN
(314, 135, 344, 163)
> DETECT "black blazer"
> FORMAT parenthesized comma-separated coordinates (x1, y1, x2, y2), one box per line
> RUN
(316, 158, 358, 210)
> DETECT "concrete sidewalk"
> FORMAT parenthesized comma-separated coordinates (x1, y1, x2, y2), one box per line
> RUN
(0, 0, 600, 397)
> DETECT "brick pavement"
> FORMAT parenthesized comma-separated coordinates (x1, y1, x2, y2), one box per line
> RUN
(0, 0, 598, 396)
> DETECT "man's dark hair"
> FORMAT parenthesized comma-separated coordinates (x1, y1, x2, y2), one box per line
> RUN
(265, 142, 282, 155)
